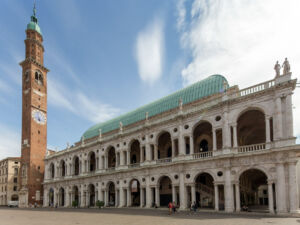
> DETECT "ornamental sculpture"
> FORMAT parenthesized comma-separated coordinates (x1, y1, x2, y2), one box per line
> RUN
(274, 61, 281, 77)
(282, 57, 290, 75)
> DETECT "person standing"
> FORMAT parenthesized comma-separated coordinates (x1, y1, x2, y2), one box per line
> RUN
(168, 201, 173, 215)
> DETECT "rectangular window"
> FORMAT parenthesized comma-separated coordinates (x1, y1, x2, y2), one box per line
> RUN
(13, 178, 17, 183)
(14, 168, 18, 175)
(13, 186, 17, 191)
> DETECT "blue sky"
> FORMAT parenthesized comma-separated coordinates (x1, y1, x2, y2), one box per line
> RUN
(0, 0, 299, 158)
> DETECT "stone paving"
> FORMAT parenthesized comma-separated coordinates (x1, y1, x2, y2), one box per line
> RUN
(0, 207, 299, 225)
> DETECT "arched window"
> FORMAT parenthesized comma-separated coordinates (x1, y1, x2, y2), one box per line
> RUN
(35, 71, 43, 86)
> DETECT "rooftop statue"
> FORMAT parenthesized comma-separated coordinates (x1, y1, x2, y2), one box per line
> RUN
(282, 57, 290, 75)
(274, 61, 281, 77)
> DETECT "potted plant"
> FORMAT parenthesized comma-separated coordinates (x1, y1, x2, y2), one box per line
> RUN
(96, 200, 104, 209)
(72, 200, 78, 208)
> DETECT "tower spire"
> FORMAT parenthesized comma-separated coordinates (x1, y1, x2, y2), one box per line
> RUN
(33, 0, 36, 17)
(27, 0, 42, 35)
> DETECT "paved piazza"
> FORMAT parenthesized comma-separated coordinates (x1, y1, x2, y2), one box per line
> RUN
(0, 208, 299, 225)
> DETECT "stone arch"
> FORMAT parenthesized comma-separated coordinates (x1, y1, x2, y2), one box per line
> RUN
(59, 187, 65, 207)
(106, 181, 116, 206)
(156, 131, 172, 159)
(193, 170, 217, 183)
(194, 172, 215, 209)
(106, 146, 116, 168)
(129, 178, 141, 206)
(238, 168, 269, 211)
(72, 185, 80, 206)
(49, 163, 55, 179)
(88, 183, 96, 206)
(72, 155, 80, 175)
(237, 108, 266, 146)
(129, 139, 141, 164)
(235, 166, 271, 181)
(157, 175, 173, 207)
(88, 151, 96, 172)
(193, 120, 213, 153)
(235, 106, 267, 123)
(59, 159, 66, 177)
(48, 188, 54, 206)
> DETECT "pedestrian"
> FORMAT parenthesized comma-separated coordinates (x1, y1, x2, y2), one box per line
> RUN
(168, 201, 173, 215)
(172, 201, 176, 213)
(193, 201, 197, 212)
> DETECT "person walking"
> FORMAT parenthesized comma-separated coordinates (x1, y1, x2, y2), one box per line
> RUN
(168, 201, 173, 215)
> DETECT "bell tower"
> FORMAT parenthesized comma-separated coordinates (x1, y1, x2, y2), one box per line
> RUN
(19, 3, 49, 207)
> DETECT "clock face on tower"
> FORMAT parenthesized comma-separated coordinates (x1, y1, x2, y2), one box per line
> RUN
(32, 109, 47, 125)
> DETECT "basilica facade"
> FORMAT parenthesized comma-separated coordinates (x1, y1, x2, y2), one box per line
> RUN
(43, 67, 299, 213)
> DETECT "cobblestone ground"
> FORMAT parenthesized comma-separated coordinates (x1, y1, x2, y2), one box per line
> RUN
(0, 207, 299, 225)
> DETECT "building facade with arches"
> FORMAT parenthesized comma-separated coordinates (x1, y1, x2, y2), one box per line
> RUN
(43, 71, 300, 214)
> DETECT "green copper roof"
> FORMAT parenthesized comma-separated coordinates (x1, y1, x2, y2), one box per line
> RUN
(26, 3, 42, 35)
(83, 74, 228, 139)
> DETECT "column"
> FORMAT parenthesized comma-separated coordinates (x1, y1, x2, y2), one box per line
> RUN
(288, 162, 299, 212)
(140, 188, 144, 207)
(276, 163, 287, 213)
(286, 94, 294, 138)
(154, 145, 158, 160)
(145, 141, 151, 162)
(265, 116, 271, 143)
(105, 189, 108, 206)
(65, 187, 70, 207)
(171, 140, 175, 157)
(98, 183, 102, 202)
(105, 155, 108, 169)
(267, 181, 274, 214)
(119, 187, 124, 207)
(214, 184, 219, 211)
(115, 189, 119, 207)
(80, 186, 85, 207)
(191, 184, 196, 204)
(172, 185, 176, 204)
(116, 153, 119, 167)
(146, 177, 151, 208)
(233, 124, 237, 148)
(178, 124, 185, 156)
(120, 150, 124, 166)
(235, 183, 240, 212)
(140, 147, 144, 163)
(179, 172, 186, 209)
(127, 187, 131, 206)
(155, 185, 160, 207)
(86, 191, 90, 207)
(224, 168, 234, 212)
(213, 129, 217, 151)
(43, 190, 48, 207)
(189, 135, 194, 154)
(275, 97, 283, 139)
(222, 111, 230, 148)
(127, 150, 130, 165)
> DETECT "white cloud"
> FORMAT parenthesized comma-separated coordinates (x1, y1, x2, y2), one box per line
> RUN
(135, 18, 164, 84)
(0, 123, 20, 159)
(177, 0, 300, 141)
(48, 77, 119, 124)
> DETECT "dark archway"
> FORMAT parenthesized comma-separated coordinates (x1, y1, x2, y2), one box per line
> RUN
(59, 187, 65, 207)
(89, 152, 96, 172)
(193, 122, 213, 153)
(130, 140, 140, 164)
(159, 176, 172, 206)
(237, 110, 266, 146)
(195, 173, 215, 208)
(239, 169, 268, 211)
(73, 186, 79, 206)
(157, 132, 172, 159)
(88, 184, 96, 207)
(130, 179, 140, 206)
(73, 156, 80, 175)
(11, 195, 18, 201)
(50, 163, 55, 179)
(108, 182, 116, 206)
(60, 160, 66, 177)
(107, 147, 116, 168)
(49, 188, 54, 207)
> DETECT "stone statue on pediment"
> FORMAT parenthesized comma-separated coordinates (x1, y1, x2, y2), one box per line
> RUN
(119, 121, 123, 132)
(274, 60, 281, 77)
(179, 98, 183, 111)
(282, 57, 290, 75)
